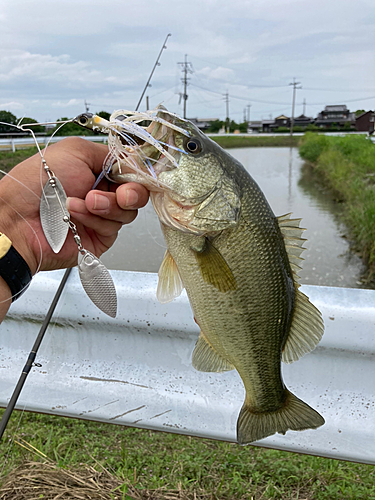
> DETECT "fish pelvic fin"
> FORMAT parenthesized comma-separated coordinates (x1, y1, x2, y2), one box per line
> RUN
(192, 332, 235, 372)
(282, 288, 324, 364)
(194, 239, 237, 293)
(157, 249, 184, 303)
(237, 390, 324, 445)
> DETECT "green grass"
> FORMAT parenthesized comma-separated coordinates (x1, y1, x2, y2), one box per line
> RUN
(0, 147, 38, 174)
(209, 135, 300, 148)
(1, 410, 374, 499)
(299, 133, 375, 282)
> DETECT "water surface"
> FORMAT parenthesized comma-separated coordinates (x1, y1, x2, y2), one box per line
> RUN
(101, 147, 365, 288)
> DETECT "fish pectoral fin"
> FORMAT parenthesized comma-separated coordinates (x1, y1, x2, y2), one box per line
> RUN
(156, 250, 184, 304)
(194, 239, 237, 293)
(282, 289, 324, 364)
(192, 332, 235, 372)
(237, 390, 324, 445)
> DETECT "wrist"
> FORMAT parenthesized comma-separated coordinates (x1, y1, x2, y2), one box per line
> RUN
(0, 199, 39, 277)
(0, 232, 33, 301)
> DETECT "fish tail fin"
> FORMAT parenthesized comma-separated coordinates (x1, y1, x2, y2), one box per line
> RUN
(237, 390, 324, 445)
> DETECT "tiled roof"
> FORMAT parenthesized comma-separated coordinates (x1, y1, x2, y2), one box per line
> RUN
(324, 105, 348, 112)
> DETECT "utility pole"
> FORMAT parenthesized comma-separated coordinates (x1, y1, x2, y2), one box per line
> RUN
(146, 95, 150, 111)
(178, 54, 193, 119)
(303, 98, 306, 116)
(246, 104, 252, 123)
(84, 100, 90, 113)
(224, 91, 230, 133)
(289, 78, 302, 137)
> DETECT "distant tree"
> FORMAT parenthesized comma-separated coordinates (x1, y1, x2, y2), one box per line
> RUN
(0, 110, 17, 133)
(49, 117, 94, 136)
(18, 117, 45, 134)
(238, 122, 248, 133)
(229, 120, 239, 133)
(355, 109, 366, 117)
(97, 111, 111, 121)
(207, 120, 224, 133)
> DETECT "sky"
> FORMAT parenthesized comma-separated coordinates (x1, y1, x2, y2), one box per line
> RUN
(0, 0, 374, 124)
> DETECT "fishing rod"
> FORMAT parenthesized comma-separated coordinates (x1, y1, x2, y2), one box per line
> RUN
(0, 33, 172, 441)
(135, 33, 171, 111)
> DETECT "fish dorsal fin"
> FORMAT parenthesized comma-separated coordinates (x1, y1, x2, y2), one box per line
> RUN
(192, 332, 235, 372)
(156, 250, 184, 303)
(277, 213, 307, 284)
(194, 239, 237, 293)
(277, 213, 324, 362)
(282, 288, 324, 364)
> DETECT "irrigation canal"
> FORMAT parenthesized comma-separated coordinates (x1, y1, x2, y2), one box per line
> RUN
(100, 146, 365, 289)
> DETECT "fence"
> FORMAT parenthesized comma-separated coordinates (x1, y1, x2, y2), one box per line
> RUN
(0, 136, 107, 152)
(1, 270, 374, 464)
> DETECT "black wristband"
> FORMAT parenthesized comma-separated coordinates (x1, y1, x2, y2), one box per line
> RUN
(0, 233, 32, 302)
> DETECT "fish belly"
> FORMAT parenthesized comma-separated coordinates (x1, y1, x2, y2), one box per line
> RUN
(161, 212, 324, 443)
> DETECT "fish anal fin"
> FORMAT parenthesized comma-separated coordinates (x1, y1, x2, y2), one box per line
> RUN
(194, 239, 237, 293)
(282, 289, 324, 364)
(192, 332, 234, 373)
(156, 249, 184, 304)
(237, 389, 324, 444)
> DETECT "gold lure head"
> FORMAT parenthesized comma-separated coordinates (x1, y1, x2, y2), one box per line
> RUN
(74, 113, 110, 133)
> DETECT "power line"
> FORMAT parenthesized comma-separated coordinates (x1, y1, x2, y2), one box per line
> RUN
(306, 95, 375, 105)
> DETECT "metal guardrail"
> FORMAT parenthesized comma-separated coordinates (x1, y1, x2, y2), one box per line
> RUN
(0, 136, 107, 152)
(1, 270, 374, 464)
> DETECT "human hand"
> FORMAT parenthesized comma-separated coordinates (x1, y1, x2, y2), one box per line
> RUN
(0, 137, 149, 275)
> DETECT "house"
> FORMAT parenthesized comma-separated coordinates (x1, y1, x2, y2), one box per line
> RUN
(261, 120, 275, 132)
(188, 118, 219, 131)
(247, 121, 262, 133)
(315, 105, 355, 129)
(272, 115, 290, 128)
(355, 111, 375, 133)
(293, 114, 314, 128)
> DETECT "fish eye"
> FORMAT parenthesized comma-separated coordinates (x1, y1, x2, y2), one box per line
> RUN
(184, 138, 202, 154)
(77, 113, 93, 125)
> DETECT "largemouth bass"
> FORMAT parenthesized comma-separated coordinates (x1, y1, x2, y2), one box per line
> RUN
(76, 108, 325, 444)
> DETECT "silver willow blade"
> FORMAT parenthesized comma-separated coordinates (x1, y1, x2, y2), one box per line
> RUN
(40, 177, 69, 253)
(78, 250, 117, 318)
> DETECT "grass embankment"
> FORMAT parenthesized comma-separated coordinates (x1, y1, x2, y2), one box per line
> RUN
(0, 147, 38, 174)
(210, 135, 300, 148)
(299, 134, 375, 282)
(1, 411, 374, 499)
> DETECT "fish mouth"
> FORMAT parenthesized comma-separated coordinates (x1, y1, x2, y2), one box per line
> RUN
(104, 107, 190, 190)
